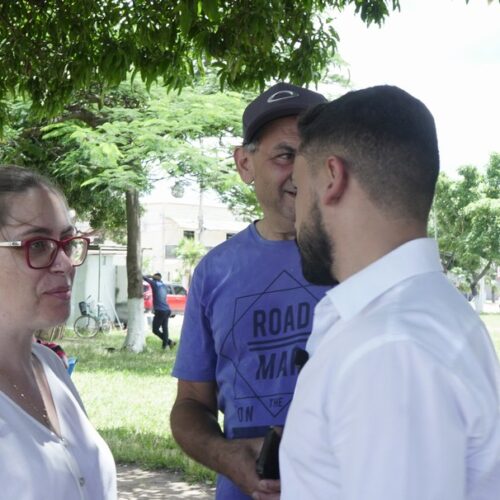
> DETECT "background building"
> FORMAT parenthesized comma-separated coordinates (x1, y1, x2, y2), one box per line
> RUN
(141, 180, 248, 285)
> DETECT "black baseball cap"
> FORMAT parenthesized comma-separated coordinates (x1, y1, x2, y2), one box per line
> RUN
(242, 82, 327, 144)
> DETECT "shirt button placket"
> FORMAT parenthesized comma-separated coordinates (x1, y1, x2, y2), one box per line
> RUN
(60, 437, 86, 499)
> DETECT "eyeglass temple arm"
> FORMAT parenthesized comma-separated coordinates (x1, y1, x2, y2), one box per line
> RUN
(0, 241, 22, 247)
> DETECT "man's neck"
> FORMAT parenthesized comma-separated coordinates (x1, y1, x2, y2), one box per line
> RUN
(255, 219, 296, 241)
(335, 222, 428, 282)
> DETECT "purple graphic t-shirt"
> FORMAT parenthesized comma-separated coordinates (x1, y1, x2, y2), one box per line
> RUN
(172, 223, 329, 499)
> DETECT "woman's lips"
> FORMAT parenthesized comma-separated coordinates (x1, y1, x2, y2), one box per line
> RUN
(45, 287, 72, 300)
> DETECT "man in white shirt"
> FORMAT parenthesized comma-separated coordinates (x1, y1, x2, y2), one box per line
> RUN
(280, 85, 500, 500)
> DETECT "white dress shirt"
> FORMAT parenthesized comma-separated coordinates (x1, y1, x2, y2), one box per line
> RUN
(280, 238, 500, 500)
(0, 342, 117, 499)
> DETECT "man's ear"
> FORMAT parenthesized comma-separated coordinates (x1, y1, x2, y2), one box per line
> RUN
(322, 155, 348, 205)
(234, 146, 254, 185)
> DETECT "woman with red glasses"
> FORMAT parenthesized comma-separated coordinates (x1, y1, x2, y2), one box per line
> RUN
(0, 165, 116, 499)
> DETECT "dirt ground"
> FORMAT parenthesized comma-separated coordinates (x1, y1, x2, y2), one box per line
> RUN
(117, 464, 215, 499)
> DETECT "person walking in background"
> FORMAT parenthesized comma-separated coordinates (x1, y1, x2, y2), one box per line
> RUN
(143, 273, 175, 349)
(280, 85, 500, 499)
(0, 164, 116, 499)
(170, 82, 330, 500)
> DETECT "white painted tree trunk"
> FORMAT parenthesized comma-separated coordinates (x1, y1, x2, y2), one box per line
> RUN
(123, 297, 145, 352)
(473, 277, 486, 314)
(474, 278, 486, 314)
(122, 188, 146, 353)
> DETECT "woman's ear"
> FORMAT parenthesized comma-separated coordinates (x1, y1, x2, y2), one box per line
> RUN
(323, 155, 348, 205)
(234, 146, 254, 185)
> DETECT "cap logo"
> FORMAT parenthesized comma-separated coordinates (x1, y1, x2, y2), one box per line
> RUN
(267, 90, 299, 103)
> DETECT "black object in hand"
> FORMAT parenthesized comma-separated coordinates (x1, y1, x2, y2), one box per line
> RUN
(256, 427, 281, 479)
(293, 347, 309, 372)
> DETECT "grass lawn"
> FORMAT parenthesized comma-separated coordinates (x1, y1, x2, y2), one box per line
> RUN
(60, 319, 215, 484)
(483, 313, 500, 353)
(58, 313, 500, 484)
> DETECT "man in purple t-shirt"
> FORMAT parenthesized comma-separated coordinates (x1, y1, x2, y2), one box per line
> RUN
(170, 83, 329, 500)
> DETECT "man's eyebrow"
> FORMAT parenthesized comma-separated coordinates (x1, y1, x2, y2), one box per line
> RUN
(271, 142, 297, 153)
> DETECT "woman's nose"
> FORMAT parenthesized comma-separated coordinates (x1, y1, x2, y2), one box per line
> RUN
(50, 247, 74, 273)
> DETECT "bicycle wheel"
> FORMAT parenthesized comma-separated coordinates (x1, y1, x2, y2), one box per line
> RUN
(100, 315, 112, 334)
(74, 315, 99, 338)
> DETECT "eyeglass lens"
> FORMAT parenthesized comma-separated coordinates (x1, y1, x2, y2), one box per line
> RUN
(28, 238, 87, 268)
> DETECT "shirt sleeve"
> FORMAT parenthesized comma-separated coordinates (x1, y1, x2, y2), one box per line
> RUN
(171, 261, 217, 381)
(329, 339, 471, 500)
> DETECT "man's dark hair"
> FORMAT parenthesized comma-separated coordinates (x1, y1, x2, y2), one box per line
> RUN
(298, 85, 440, 221)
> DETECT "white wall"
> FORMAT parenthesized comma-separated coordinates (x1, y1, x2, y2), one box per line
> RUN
(69, 251, 126, 327)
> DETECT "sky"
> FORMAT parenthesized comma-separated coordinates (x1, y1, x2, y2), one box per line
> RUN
(332, 0, 500, 176)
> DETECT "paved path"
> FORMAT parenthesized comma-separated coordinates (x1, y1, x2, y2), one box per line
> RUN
(117, 464, 215, 499)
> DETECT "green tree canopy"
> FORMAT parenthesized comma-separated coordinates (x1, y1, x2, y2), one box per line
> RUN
(0, 78, 252, 235)
(0, 0, 400, 128)
(432, 153, 500, 297)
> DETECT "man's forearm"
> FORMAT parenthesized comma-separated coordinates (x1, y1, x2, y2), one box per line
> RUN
(170, 398, 264, 495)
(170, 398, 228, 471)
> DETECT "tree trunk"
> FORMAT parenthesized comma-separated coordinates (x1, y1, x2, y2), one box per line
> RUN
(123, 188, 145, 352)
(470, 262, 493, 314)
(469, 261, 493, 298)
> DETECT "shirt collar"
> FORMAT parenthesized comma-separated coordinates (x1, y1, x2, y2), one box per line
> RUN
(325, 238, 443, 323)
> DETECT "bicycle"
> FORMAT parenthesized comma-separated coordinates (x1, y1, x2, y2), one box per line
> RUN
(73, 296, 113, 338)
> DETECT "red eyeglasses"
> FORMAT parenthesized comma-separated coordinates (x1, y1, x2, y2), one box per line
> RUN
(0, 236, 90, 269)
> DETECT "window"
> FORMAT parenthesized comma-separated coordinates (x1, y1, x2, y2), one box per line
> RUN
(183, 230, 195, 240)
(165, 245, 177, 259)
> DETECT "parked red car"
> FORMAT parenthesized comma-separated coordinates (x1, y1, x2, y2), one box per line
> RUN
(143, 282, 153, 310)
(143, 281, 187, 314)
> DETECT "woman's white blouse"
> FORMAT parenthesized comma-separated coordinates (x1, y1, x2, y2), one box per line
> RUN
(0, 342, 117, 499)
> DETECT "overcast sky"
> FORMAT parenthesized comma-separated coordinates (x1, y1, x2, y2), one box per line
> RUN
(332, 0, 500, 175)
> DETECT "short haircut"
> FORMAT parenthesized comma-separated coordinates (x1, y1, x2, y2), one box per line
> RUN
(298, 85, 440, 221)
(0, 164, 67, 229)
